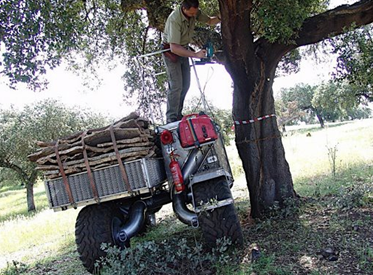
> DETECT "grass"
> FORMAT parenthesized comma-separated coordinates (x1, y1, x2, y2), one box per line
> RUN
(1, 118, 373, 274)
(0, 183, 87, 274)
(0, 182, 49, 223)
(284, 119, 373, 180)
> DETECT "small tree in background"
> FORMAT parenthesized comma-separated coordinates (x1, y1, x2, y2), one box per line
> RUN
(279, 84, 323, 127)
(0, 100, 109, 211)
(312, 81, 359, 122)
(275, 100, 305, 132)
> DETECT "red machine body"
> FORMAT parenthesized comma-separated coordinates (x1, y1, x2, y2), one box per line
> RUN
(178, 113, 218, 148)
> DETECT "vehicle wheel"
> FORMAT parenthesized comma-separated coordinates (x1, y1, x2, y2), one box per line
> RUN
(75, 202, 128, 274)
(193, 178, 243, 247)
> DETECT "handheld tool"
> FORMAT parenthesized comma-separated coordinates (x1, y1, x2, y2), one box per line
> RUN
(195, 41, 214, 65)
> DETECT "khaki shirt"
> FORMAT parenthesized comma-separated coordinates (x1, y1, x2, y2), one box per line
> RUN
(163, 6, 209, 46)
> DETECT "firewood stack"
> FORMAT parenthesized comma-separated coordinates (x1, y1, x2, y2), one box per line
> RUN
(28, 112, 158, 179)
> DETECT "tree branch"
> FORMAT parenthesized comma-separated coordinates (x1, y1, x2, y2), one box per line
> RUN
(255, 0, 373, 68)
(296, 0, 373, 47)
(0, 159, 30, 183)
(120, 0, 144, 12)
(144, 0, 172, 31)
(121, 0, 172, 31)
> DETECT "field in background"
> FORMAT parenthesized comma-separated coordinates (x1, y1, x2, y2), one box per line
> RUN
(283, 119, 373, 196)
(1, 118, 372, 274)
(227, 118, 373, 199)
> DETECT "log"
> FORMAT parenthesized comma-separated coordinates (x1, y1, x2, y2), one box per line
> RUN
(85, 141, 153, 153)
(30, 112, 143, 149)
(83, 128, 143, 146)
(36, 146, 152, 171)
(29, 143, 73, 162)
(29, 132, 152, 162)
(97, 136, 147, 147)
(41, 148, 152, 179)
(36, 141, 154, 165)
(29, 112, 158, 180)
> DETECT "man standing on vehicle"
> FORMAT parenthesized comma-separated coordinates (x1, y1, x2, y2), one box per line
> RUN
(162, 0, 221, 123)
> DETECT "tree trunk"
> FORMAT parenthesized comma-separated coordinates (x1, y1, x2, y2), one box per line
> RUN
(315, 110, 325, 128)
(231, 63, 296, 218)
(218, 0, 297, 218)
(26, 182, 36, 212)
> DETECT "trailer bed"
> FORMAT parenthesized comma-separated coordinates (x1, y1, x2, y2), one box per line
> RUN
(45, 158, 166, 211)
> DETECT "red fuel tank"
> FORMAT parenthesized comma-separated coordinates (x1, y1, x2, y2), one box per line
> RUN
(178, 113, 218, 148)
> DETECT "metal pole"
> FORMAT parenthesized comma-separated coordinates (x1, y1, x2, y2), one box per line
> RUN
(190, 58, 208, 112)
(136, 48, 170, 59)
(134, 57, 157, 124)
(134, 47, 170, 124)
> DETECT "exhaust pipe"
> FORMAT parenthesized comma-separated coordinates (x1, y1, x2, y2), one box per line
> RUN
(172, 147, 210, 227)
(115, 192, 171, 244)
(181, 148, 206, 186)
(172, 193, 198, 227)
(116, 200, 147, 243)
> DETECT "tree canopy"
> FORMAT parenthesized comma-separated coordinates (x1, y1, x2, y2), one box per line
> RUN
(1, 0, 372, 218)
(331, 24, 373, 101)
(1, 1, 371, 111)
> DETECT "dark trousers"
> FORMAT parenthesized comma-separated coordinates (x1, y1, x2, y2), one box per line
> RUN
(163, 55, 191, 123)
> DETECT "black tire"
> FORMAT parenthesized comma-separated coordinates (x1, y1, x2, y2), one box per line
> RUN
(75, 202, 128, 274)
(193, 178, 243, 247)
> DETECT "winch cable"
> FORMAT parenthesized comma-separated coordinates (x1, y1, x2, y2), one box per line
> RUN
(190, 62, 218, 120)
(191, 58, 208, 112)
(202, 66, 214, 94)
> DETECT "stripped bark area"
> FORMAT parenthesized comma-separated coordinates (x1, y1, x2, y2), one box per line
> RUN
(28, 112, 157, 179)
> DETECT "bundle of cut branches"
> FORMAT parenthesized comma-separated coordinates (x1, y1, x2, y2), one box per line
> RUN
(28, 112, 157, 179)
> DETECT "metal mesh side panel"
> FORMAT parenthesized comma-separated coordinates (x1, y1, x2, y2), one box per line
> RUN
(125, 161, 146, 190)
(94, 165, 126, 197)
(46, 180, 70, 207)
(45, 158, 166, 208)
(144, 159, 166, 187)
(69, 173, 94, 202)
